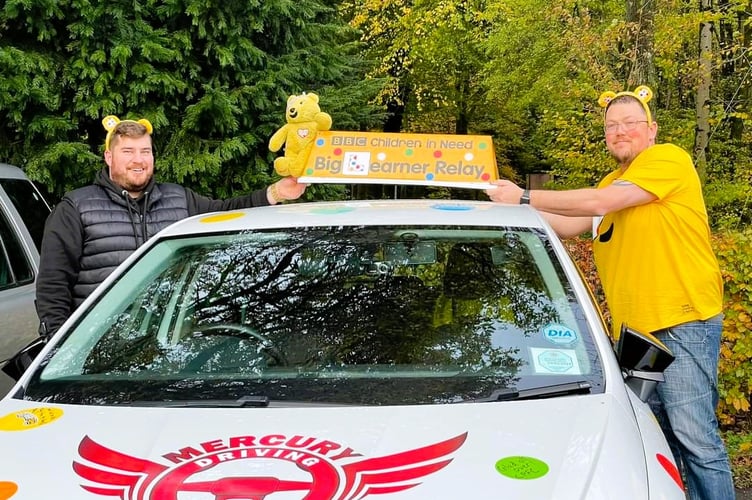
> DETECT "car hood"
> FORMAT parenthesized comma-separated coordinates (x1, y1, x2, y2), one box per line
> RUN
(0, 394, 683, 499)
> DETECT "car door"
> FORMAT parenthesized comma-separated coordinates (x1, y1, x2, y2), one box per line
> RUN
(0, 164, 52, 362)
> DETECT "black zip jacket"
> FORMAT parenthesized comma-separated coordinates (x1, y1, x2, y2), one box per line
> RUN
(35, 168, 270, 336)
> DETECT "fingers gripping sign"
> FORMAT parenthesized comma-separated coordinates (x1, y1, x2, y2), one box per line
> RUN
(485, 179, 526, 204)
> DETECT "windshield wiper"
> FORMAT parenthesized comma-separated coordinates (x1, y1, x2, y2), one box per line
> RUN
(468, 380, 592, 403)
(124, 395, 270, 408)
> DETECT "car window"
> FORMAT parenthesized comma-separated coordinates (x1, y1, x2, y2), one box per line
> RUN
(0, 178, 51, 251)
(0, 206, 34, 290)
(27, 225, 604, 406)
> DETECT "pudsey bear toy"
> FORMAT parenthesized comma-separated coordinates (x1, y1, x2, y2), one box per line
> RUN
(269, 92, 332, 177)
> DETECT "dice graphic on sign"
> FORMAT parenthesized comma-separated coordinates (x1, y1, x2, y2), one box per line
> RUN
(343, 152, 370, 175)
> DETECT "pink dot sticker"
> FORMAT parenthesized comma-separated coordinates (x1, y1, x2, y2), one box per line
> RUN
(433, 150, 442, 158)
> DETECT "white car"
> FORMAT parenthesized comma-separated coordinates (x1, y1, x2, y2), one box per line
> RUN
(1, 199, 683, 499)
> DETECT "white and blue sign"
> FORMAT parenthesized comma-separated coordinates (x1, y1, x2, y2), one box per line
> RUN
(531, 348, 581, 375)
(542, 323, 578, 345)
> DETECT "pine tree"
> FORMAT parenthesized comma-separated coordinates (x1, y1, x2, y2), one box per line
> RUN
(0, 0, 386, 199)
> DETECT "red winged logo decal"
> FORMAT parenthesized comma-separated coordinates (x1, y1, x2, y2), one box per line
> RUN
(73, 433, 468, 500)
(338, 433, 468, 499)
(73, 436, 168, 498)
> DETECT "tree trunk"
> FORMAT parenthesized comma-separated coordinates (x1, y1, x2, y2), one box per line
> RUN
(625, 0, 656, 88)
(694, 0, 713, 182)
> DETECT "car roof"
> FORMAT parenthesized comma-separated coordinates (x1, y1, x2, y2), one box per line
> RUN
(0, 162, 29, 180)
(157, 199, 550, 238)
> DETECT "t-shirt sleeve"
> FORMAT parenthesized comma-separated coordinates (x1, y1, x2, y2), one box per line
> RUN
(618, 144, 693, 201)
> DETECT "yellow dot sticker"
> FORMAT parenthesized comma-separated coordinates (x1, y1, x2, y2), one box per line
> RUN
(200, 212, 245, 223)
(0, 407, 64, 431)
(495, 456, 549, 480)
(0, 482, 18, 499)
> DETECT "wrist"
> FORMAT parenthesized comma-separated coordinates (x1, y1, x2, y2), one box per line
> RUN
(519, 189, 531, 205)
(268, 182, 284, 204)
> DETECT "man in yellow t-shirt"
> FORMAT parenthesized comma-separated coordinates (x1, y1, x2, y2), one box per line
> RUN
(485, 86, 733, 500)
(593, 142, 723, 338)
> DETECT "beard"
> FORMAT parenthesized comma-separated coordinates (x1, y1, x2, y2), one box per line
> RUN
(110, 167, 153, 196)
(123, 176, 151, 193)
(608, 147, 638, 168)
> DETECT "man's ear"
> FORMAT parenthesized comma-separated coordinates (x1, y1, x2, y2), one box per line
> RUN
(104, 149, 113, 167)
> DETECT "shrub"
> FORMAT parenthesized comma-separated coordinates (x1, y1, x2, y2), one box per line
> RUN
(713, 229, 752, 427)
(565, 229, 752, 428)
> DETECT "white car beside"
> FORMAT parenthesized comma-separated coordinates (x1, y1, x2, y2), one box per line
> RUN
(1, 199, 683, 499)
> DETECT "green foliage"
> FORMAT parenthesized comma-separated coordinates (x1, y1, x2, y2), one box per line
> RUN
(343, 0, 491, 135)
(0, 0, 387, 199)
(566, 229, 752, 429)
(705, 180, 752, 230)
(722, 428, 752, 488)
(713, 229, 752, 427)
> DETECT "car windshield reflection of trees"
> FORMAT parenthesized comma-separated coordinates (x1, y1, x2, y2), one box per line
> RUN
(28, 226, 603, 406)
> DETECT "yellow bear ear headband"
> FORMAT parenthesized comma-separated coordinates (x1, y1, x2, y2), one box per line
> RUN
(597, 85, 653, 123)
(102, 115, 153, 150)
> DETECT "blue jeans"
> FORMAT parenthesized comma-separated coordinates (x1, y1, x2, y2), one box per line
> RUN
(648, 315, 735, 500)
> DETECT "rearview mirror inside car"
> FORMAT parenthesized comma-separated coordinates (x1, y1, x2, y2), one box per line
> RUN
(383, 241, 437, 265)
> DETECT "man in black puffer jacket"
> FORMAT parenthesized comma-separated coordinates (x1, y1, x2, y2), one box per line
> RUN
(36, 115, 307, 336)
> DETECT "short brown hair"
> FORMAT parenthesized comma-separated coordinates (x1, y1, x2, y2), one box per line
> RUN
(108, 121, 151, 149)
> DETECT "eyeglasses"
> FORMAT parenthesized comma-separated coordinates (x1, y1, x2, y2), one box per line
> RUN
(604, 120, 648, 133)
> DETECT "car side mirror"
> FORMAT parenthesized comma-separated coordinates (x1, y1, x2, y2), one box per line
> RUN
(1, 336, 48, 381)
(615, 324, 675, 402)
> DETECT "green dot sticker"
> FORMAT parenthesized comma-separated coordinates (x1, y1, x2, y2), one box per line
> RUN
(310, 206, 356, 215)
(495, 456, 549, 480)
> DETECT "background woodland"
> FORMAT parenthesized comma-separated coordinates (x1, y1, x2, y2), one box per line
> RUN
(1, 0, 751, 450)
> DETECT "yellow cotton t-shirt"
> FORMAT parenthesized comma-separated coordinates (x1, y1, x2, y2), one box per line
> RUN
(592, 143, 723, 338)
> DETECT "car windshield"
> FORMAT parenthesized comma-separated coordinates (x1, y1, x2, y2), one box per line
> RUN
(23, 225, 604, 406)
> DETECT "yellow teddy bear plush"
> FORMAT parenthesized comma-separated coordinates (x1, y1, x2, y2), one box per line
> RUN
(268, 92, 332, 177)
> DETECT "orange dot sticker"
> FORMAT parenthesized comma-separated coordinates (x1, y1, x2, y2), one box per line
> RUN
(0, 482, 18, 499)
(200, 212, 245, 223)
(495, 456, 549, 480)
(0, 407, 64, 431)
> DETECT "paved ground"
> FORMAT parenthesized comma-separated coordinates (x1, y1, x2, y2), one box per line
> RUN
(0, 371, 16, 397)
(738, 488, 752, 500)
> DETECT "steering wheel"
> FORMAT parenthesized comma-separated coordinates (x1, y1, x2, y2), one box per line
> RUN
(184, 323, 287, 371)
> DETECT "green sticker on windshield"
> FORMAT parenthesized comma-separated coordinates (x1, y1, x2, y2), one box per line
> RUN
(495, 456, 549, 480)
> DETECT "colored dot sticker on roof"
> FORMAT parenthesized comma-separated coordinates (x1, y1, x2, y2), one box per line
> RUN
(431, 204, 474, 211)
(0, 407, 64, 431)
(495, 456, 550, 480)
(199, 212, 245, 223)
(0, 482, 18, 499)
(309, 206, 356, 215)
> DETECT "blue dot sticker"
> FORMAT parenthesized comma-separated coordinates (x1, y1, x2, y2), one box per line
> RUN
(431, 204, 474, 211)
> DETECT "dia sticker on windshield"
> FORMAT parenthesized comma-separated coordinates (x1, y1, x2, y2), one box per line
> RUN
(542, 323, 578, 345)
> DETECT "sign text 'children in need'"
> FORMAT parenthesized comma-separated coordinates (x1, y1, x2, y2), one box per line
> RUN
(300, 131, 499, 187)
